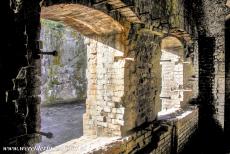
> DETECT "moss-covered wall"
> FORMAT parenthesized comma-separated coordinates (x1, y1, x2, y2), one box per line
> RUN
(40, 19, 87, 104)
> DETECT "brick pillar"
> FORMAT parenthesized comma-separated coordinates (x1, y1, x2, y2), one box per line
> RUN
(83, 37, 126, 137)
(198, 36, 215, 120)
(198, 36, 225, 153)
(198, 0, 226, 129)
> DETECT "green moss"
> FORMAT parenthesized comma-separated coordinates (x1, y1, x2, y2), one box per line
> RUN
(71, 29, 78, 38)
(41, 19, 65, 30)
(53, 54, 61, 65)
(51, 78, 60, 85)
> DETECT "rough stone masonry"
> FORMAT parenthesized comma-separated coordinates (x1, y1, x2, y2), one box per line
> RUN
(1, 0, 230, 154)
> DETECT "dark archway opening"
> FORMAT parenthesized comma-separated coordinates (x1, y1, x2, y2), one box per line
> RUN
(35, 3, 126, 152)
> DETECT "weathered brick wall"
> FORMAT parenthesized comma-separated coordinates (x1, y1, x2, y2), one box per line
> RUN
(122, 28, 162, 134)
(159, 35, 197, 111)
(196, 0, 227, 128)
(4, 0, 227, 153)
(175, 107, 199, 153)
(193, 1, 228, 152)
(83, 35, 126, 136)
(121, 124, 172, 154)
(40, 0, 198, 138)
(132, 0, 184, 33)
(116, 107, 198, 154)
(77, 107, 198, 154)
(160, 57, 183, 110)
(1, 0, 42, 151)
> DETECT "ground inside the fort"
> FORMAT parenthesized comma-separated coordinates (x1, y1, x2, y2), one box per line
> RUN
(36, 102, 122, 154)
(36, 102, 85, 150)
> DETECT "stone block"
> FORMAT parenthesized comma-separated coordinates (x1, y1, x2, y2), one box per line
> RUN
(117, 108, 125, 114)
(104, 106, 111, 113)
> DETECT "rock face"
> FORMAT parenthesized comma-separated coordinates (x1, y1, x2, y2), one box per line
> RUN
(40, 19, 87, 104)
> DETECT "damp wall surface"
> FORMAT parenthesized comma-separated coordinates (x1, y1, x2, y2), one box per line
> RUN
(40, 19, 87, 104)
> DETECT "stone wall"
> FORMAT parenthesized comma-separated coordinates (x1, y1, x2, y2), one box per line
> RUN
(40, 19, 87, 104)
(40, 0, 199, 138)
(115, 107, 198, 154)
(132, 0, 184, 33)
(122, 28, 162, 135)
(195, 0, 227, 128)
(39, 0, 200, 138)
(175, 107, 199, 153)
(43, 107, 198, 154)
(194, 0, 228, 152)
(83, 34, 126, 136)
(1, 0, 42, 151)
(3, 0, 229, 153)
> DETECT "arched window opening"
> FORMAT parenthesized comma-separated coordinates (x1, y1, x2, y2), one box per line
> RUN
(36, 4, 126, 150)
(160, 36, 190, 112)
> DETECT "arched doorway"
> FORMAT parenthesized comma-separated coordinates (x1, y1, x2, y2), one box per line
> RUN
(159, 36, 195, 112)
(160, 36, 185, 111)
(37, 3, 127, 150)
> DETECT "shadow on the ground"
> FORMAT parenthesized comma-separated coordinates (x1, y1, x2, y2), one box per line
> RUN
(36, 102, 85, 150)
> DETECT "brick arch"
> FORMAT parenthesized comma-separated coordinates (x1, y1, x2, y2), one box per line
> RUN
(167, 29, 193, 45)
(41, 0, 141, 35)
(41, 4, 125, 36)
(160, 36, 184, 60)
(162, 30, 194, 58)
(161, 36, 184, 52)
(40, 2, 131, 137)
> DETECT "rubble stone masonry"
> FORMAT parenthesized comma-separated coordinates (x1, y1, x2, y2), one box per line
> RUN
(2, 0, 229, 153)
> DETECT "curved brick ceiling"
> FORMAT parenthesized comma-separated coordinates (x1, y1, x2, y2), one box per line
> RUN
(161, 36, 183, 50)
(227, 0, 230, 7)
(41, 4, 124, 36)
(161, 36, 184, 57)
(106, 0, 141, 23)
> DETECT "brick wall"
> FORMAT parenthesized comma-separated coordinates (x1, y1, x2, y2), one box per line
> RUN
(196, 0, 227, 128)
(83, 35, 126, 136)
(45, 107, 198, 154)
(123, 29, 162, 134)
(3, 0, 227, 153)
(105, 107, 198, 154)
(1, 0, 41, 150)
(39, 0, 198, 139)
(175, 107, 199, 153)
